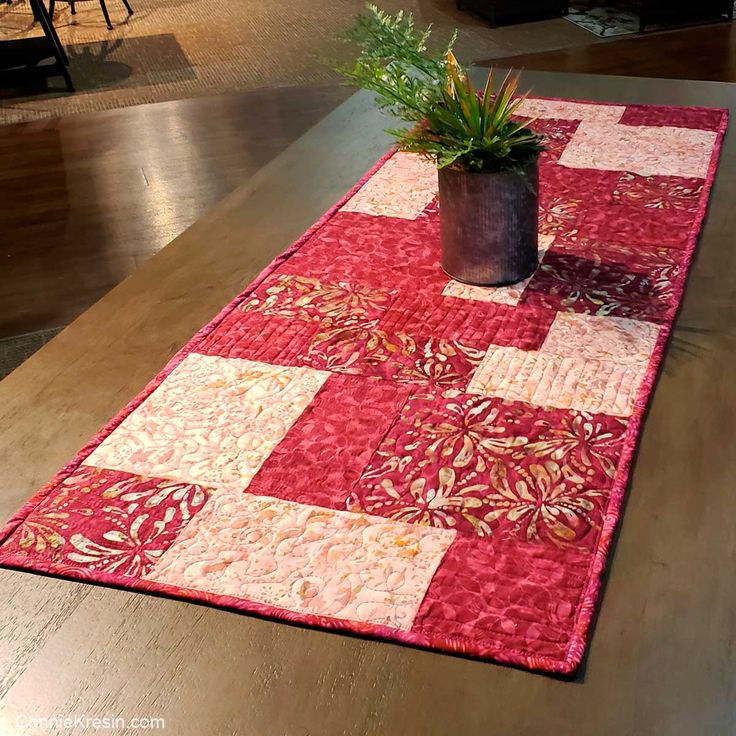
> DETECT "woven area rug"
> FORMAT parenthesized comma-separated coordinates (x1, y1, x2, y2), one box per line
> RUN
(564, 2, 639, 37)
(0, 0, 591, 124)
(0, 97, 727, 675)
(563, 0, 735, 37)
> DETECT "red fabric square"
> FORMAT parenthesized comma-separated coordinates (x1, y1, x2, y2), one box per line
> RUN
(538, 168, 617, 240)
(349, 390, 627, 549)
(612, 172, 704, 223)
(552, 236, 683, 311)
(619, 104, 725, 131)
(197, 306, 322, 364)
(301, 325, 486, 388)
(199, 272, 400, 363)
(378, 292, 555, 350)
(1, 467, 213, 578)
(246, 374, 411, 509)
(576, 200, 693, 249)
(529, 119, 580, 164)
(540, 166, 618, 205)
(577, 204, 690, 250)
(281, 211, 447, 294)
(522, 251, 673, 322)
(412, 535, 590, 660)
(243, 272, 397, 326)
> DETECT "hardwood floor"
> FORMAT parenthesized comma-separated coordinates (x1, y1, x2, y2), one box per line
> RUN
(479, 22, 736, 81)
(0, 83, 351, 340)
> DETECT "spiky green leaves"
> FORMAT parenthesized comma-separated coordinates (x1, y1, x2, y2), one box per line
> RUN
(337, 5, 544, 173)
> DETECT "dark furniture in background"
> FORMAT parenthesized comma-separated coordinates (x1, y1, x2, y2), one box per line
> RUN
(456, 0, 567, 26)
(0, 0, 73, 91)
(457, 0, 732, 29)
(638, 0, 733, 32)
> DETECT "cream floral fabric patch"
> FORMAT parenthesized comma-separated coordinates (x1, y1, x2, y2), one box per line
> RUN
(541, 313, 659, 364)
(467, 313, 659, 417)
(341, 152, 437, 220)
(467, 347, 647, 417)
(85, 354, 330, 491)
(558, 122, 718, 178)
(516, 99, 626, 123)
(145, 492, 456, 630)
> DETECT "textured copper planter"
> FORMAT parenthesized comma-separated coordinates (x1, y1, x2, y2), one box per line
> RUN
(438, 159, 539, 286)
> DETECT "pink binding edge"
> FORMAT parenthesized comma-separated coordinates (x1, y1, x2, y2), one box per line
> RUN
(0, 103, 729, 676)
(557, 103, 730, 673)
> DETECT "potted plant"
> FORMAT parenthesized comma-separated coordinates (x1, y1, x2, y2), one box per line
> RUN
(338, 6, 545, 286)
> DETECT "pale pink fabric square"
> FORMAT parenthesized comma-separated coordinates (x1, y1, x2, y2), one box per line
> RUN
(341, 152, 437, 220)
(467, 347, 647, 417)
(145, 492, 456, 630)
(85, 354, 330, 491)
(442, 234, 555, 305)
(467, 312, 659, 417)
(558, 121, 718, 177)
(516, 98, 626, 123)
(542, 313, 659, 365)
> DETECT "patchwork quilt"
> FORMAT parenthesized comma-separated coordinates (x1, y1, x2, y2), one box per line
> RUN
(0, 97, 727, 674)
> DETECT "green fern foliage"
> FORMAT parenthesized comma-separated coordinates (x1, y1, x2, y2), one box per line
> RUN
(338, 5, 544, 173)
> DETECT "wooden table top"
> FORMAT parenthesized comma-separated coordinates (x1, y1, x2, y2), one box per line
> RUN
(1, 71, 734, 735)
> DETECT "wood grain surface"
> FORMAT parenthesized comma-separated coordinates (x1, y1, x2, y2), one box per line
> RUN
(0, 72, 734, 735)
(479, 23, 736, 82)
(0, 84, 351, 339)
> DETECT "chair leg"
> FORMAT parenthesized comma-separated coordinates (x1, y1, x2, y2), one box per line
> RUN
(121, 0, 133, 15)
(33, 0, 69, 65)
(30, 0, 74, 89)
(58, 57, 75, 90)
(98, 0, 113, 28)
(70, 0, 76, 12)
(48, 0, 55, 18)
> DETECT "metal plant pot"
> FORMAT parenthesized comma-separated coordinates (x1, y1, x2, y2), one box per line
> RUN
(438, 159, 539, 286)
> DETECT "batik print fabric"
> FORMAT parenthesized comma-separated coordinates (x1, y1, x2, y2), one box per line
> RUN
(0, 98, 727, 675)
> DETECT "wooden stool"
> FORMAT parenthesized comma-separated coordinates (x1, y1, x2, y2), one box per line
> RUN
(48, 0, 134, 30)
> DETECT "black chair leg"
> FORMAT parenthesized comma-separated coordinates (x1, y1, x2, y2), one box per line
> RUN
(29, 0, 74, 89)
(98, 0, 113, 29)
(48, 0, 55, 18)
(70, 0, 76, 13)
(121, 0, 133, 15)
(32, 0, 69, 65)
(58, 57, 74, 91)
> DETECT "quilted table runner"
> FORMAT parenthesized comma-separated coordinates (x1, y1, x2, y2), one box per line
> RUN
(0, 98, 727, 675)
